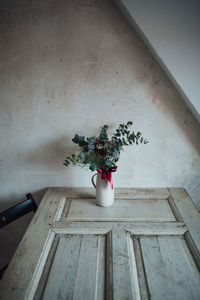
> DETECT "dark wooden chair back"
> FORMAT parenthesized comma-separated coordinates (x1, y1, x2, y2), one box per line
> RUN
(0, 193, 38, 279)
(0, 193, 38, 228)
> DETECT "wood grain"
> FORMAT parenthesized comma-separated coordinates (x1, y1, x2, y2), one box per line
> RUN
(0, 188, 199, 300)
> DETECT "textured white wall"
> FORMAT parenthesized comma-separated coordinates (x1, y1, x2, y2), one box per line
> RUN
(116, 0, 200, 122)
(0, 0, 200, 266)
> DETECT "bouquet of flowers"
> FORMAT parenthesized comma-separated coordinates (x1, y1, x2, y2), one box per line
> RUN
(64, 121, 148, 177)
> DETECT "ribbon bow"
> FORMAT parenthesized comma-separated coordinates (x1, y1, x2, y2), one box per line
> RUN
(97, 166, 118, 189)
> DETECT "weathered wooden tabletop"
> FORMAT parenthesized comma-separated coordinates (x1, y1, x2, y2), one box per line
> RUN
(0, 188, 200, 300)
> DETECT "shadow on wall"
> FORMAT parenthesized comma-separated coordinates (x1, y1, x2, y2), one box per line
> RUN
(109, 0, 200, 157)
(111, 0, 200, 207)
(26, 136, 71, 171)
(25, 135, 88, 187)
(0, 188, 46, 212)
(142, 59, 200, 156)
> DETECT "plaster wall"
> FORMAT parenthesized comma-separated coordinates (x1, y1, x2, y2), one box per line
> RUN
(116, 0, 200, 122)
(0, 0, 200, 267)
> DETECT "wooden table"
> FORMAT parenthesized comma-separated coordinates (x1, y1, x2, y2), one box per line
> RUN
(0, 188, 200, 300)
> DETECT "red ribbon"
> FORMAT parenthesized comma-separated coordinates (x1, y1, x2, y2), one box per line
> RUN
(97, 166, 118, 189)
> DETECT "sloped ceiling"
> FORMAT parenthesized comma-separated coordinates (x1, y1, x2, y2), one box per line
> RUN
(115, 0, 200, 123)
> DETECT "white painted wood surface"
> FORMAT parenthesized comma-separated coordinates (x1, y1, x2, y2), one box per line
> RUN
(66, 198, 176, 222)
(139, 235, 200, 300)
(41, 234, 105, 300)
(0, 188, 199, 300)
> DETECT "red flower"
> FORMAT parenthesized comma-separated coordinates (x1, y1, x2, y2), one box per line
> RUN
(83, 146, 88, 152)
(96, 139, 102, 145)
(98, 149, 106, 157)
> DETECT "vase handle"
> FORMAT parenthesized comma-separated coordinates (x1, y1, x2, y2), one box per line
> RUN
(91, 173, 97, 188)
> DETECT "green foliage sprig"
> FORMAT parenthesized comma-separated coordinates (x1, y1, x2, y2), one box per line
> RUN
(64, 121, 148, 172)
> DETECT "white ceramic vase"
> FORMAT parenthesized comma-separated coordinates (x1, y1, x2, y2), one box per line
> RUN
(91, 172, 114, 207)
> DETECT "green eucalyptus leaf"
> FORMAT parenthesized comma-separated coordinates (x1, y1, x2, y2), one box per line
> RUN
(88, 144, 95, 150)
(105, 160, 112, 168)
(72, 134, 87, 147)
(100, 125, 108, 141)
(64, 121, 148, 170)
(114, 133, 121, 137)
